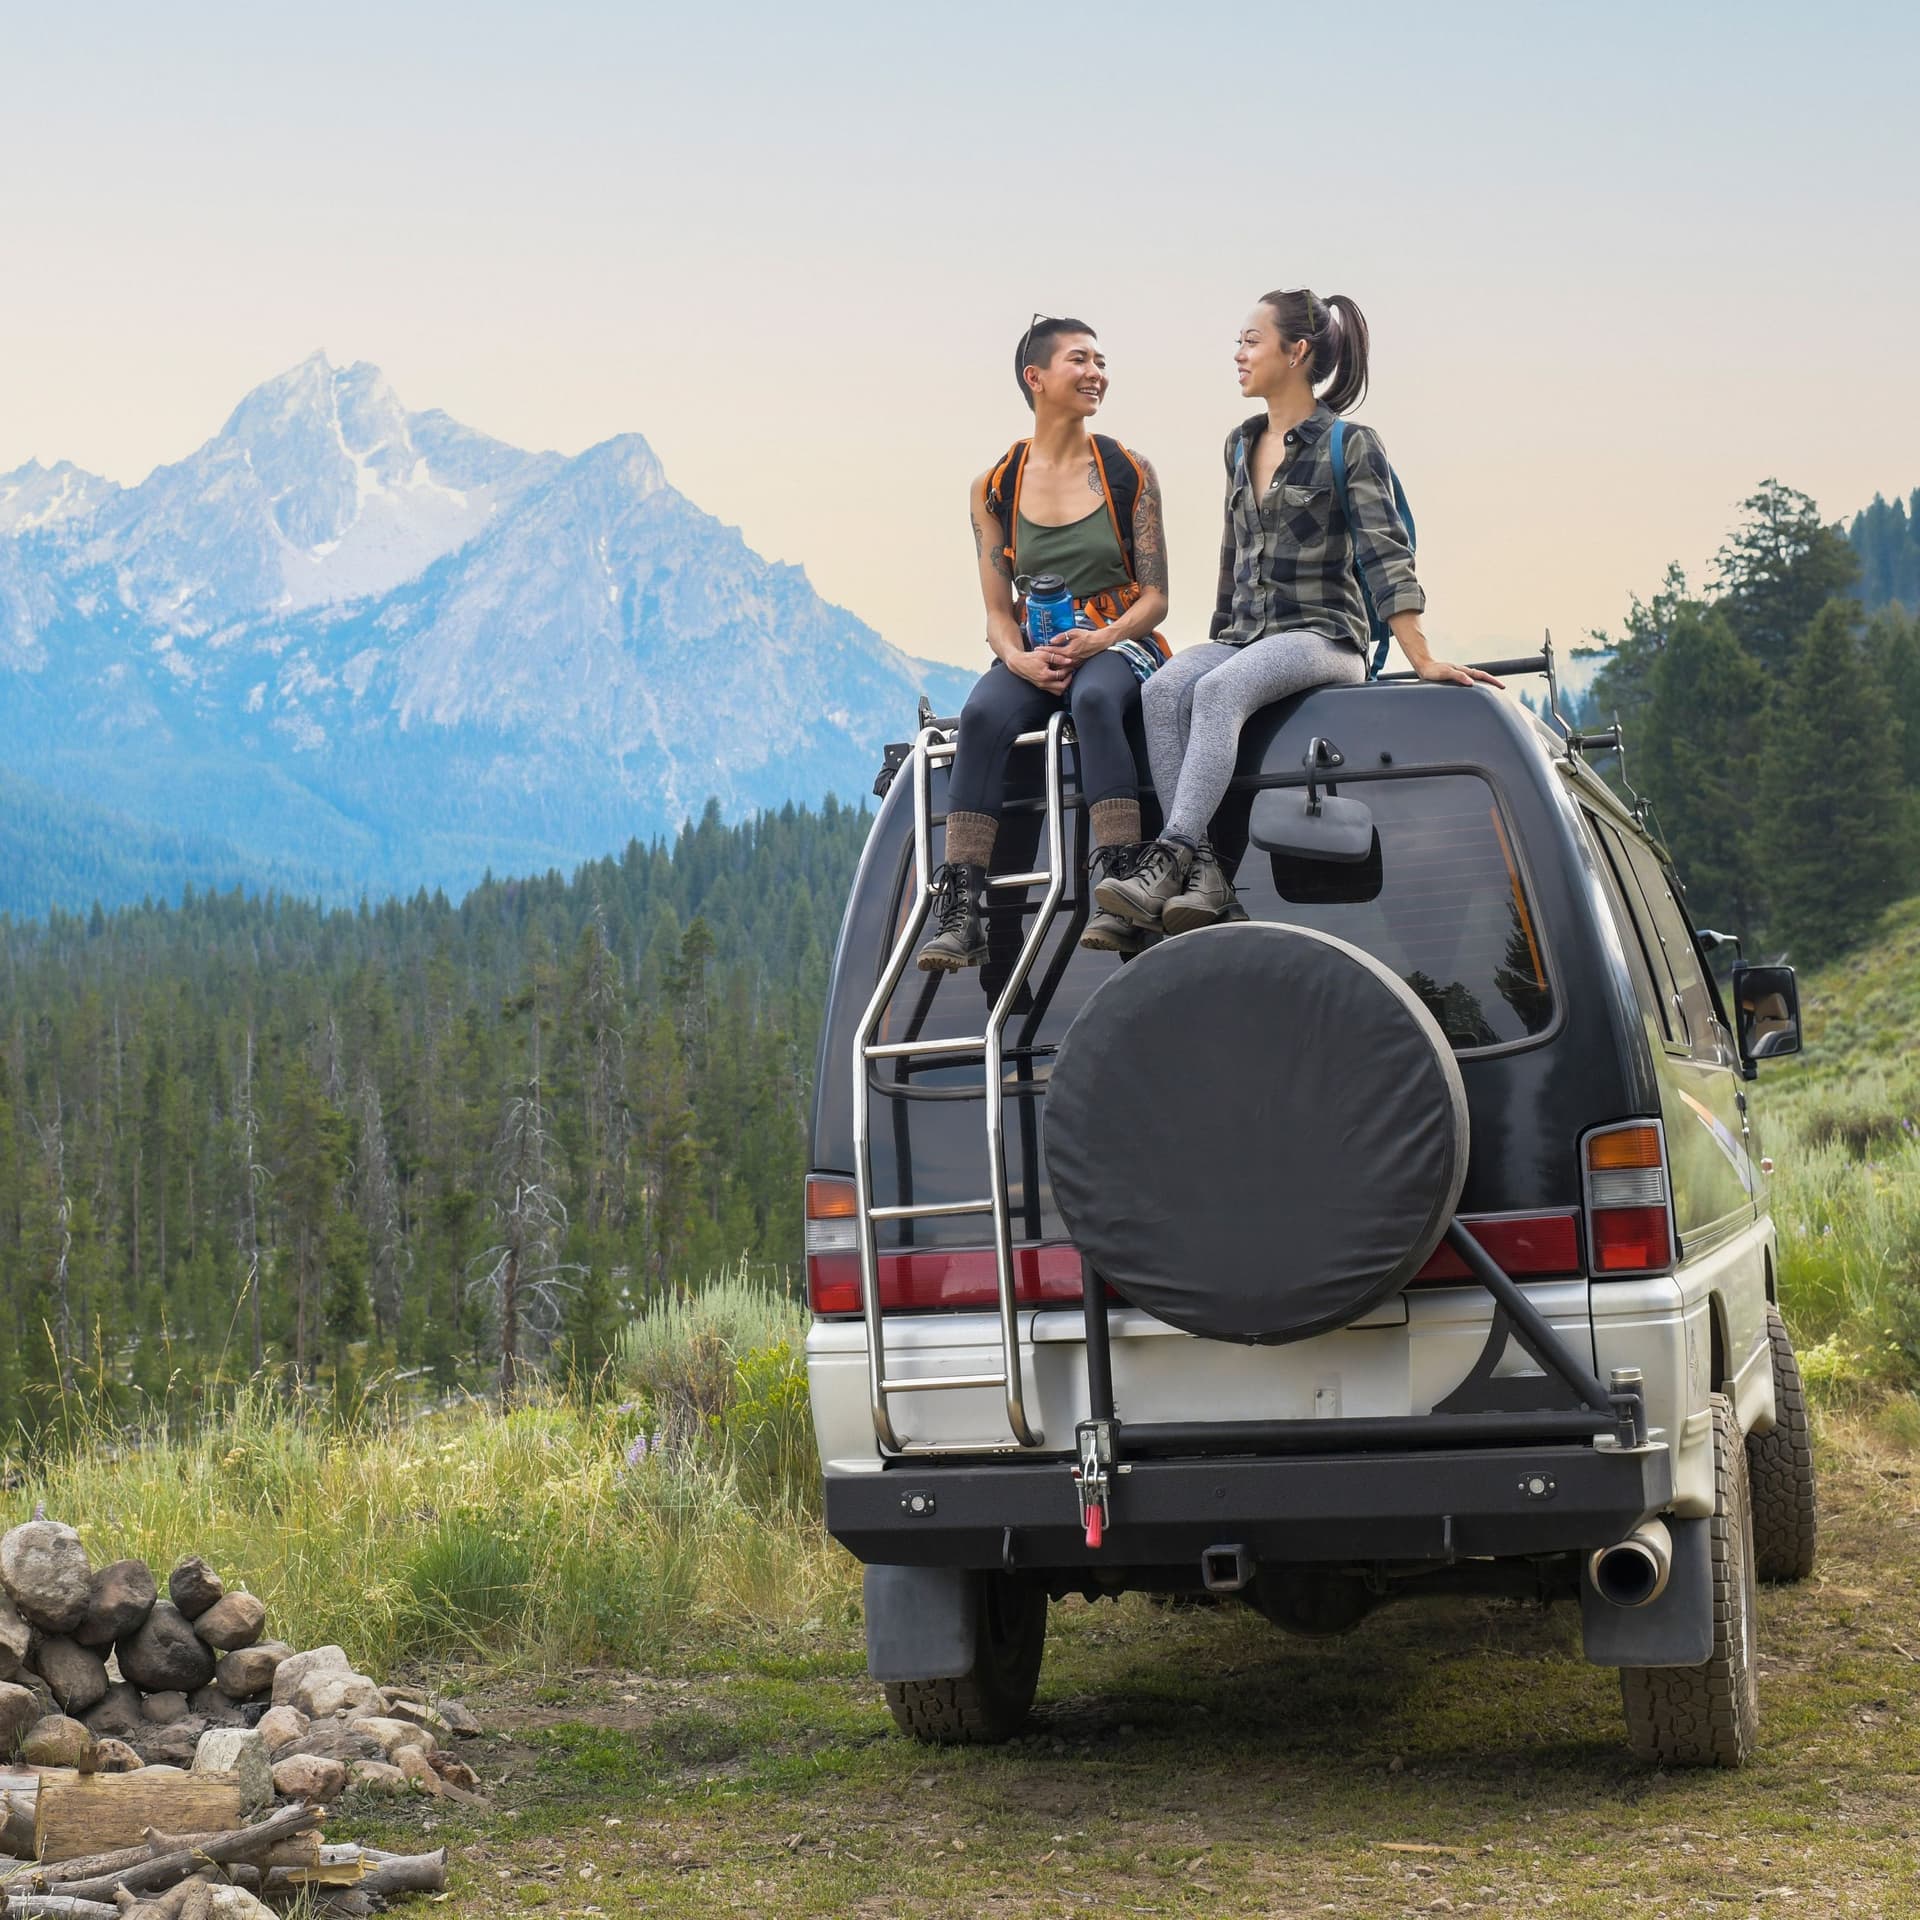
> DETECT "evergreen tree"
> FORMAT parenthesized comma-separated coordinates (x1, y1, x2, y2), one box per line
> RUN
(1714, 479, 1862, 673)
(1756, 603, 1907, 960)
(1578, 562, 1693, 731)
(1847, 490, 1920, 613)
(1639, 606, 1770, 934)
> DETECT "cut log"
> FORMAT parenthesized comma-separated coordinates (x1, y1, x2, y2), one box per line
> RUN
(3, 1770, 81, 1857)
(142, 1828, 321, 1873)
(358, 1846, 448, 1897)
(34, 1777, 244, 1864)
(47, 1804, 320, 1903)
(261, 1846, 369, 1890)
(8, 1838, 175, 1891)
(2, 1897, 120, 1919)
(3, 1789, 36, 1858)
(110, 1875, 215, 1920)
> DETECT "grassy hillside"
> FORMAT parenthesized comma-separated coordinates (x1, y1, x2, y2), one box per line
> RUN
(1754, 894, 1920, 1399)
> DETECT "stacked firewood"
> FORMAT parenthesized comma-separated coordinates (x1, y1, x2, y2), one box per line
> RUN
(1, 1523, 482, 1914)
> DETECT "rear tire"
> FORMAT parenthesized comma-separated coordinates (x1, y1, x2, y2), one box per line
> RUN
(883, 1575, 1047, 1744)
(1747, 1305, 1819, 1582)
(1620, 1394, 1760, 1768)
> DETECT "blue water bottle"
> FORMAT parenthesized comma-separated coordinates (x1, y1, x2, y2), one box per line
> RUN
(1024, 574, 1078, 647)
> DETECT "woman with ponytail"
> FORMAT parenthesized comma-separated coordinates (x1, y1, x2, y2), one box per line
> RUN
(1097, 289, 1500, 936)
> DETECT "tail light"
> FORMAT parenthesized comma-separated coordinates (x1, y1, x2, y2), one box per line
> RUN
(1583, 1121, 1675, 1275)
(1409, 1211, 1582, 1284)
(805, 1175, 860, 1313)
(805, 1174, 1084, 1315)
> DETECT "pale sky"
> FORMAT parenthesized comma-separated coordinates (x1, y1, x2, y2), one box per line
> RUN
(3, 0, 1915, 673)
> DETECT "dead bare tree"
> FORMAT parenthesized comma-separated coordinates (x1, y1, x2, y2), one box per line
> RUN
(465, 1082, 583, 1406)
(233, 1030, 270, 1373)
(28, 1105, 76, 1394)
(577, 908, 631, 1230)
(353, 1066, 409, 1339)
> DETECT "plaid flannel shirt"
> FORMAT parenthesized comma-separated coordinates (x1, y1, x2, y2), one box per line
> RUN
(1208, 404, 1424, 653)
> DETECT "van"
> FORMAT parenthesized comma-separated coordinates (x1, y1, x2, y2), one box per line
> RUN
(805, 650, 1815, 1767)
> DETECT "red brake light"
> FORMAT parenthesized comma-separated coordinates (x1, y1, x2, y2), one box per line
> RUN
(1590, 1205, 1674, 1273)
(1584, 1122, 1674, 1275)
(1410, 1213, 1582, 1284)
(804, 1176, 1087, 1314)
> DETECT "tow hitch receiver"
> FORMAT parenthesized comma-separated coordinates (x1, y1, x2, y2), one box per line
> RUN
(1073, 1419, 1114, 1548)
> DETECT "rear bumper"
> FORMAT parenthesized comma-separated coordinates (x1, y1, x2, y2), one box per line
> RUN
(826, 1436, 1672, 1571)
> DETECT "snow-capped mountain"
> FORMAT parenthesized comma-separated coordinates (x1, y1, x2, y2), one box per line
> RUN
(0, 356, 970, 905)
(0, 459, 120, 535)
(75, 352, 564, 627)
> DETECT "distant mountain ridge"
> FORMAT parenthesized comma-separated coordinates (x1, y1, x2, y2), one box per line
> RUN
(0, 355, 970, 912)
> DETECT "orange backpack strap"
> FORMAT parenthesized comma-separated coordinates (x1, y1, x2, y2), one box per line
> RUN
(983, 439, 1030, 578)
(1089, 434, 1146, 583)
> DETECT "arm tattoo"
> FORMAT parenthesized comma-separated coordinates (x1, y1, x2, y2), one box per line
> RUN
(974, 497, 1014, 579)
(1087, 458, 1103, 497)
(1131, 458, 1169, 593)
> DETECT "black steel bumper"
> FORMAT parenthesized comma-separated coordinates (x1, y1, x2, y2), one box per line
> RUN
(826, 1439, 1672, 1570)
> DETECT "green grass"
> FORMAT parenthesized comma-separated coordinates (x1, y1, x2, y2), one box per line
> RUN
(335, 1407, 1920, 1919)
(2, 1296, 855, 1676)
(9, 905, 1920, 1910)
(1754, 895, 1920, 1398)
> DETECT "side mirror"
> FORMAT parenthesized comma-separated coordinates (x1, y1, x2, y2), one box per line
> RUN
(1731, 963, 1802, 1067)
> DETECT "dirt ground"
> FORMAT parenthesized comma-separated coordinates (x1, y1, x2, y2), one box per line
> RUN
(357, 1420, 1920, 1919)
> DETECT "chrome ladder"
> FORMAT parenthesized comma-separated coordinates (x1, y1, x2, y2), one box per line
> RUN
(850, 712, 1075, 1455)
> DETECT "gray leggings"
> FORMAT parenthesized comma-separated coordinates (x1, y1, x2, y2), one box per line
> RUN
(1143, 631, 1366, 845)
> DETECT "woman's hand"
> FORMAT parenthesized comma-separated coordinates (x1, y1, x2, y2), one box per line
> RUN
(1005, 643, 1075, 691)
(1390, 612, 1504, 688)
(1415, 656, 1505, 689)
(1053, 624, 1116, 668)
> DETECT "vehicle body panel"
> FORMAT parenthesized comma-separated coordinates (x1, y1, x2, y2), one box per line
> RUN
(809, 678, 1780, 1572)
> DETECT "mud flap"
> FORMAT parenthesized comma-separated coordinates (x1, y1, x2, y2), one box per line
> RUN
(1579, 1516, 1713, 1667)
(863, 1565, 978, 1682)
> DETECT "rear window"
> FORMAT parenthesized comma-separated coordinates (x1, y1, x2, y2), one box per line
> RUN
(1232, 773, 1554, 1051)
(856, 774, 1554, 1245)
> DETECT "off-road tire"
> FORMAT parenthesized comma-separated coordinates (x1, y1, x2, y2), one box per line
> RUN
(1620, 1393, 1761, 1768)
(1747, 1305, 1819, 1582)
(883, 1576, 1046, 1744)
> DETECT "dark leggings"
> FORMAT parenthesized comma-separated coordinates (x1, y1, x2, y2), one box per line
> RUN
(946, 651, 1144, 816)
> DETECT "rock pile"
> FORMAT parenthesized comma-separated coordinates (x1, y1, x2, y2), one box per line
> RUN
(0, 1522, 484, 1810)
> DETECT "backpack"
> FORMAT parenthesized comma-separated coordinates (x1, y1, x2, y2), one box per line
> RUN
(983, 434, 1147, 586)
(1229, 418, 1416, 679)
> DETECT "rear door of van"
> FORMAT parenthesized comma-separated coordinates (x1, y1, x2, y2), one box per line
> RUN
(808, 739, 1597, 1462)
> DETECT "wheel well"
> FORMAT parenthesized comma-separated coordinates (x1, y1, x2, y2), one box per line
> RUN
(1709, 1296, 1730, 1396)
(1764, 1247, 1777, 1305)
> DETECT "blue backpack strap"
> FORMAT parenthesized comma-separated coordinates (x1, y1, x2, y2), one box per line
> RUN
(1329, 419, 1398, 681)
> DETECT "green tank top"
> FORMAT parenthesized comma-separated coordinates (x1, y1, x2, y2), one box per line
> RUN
(1015, 504, 1130, 598)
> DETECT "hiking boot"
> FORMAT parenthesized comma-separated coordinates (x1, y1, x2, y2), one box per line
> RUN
(1162, 841, 1237, 935)
(1092, 839, 1192, 931)
(916, 863, 988, 971)
(1080, 846, 1154, 955)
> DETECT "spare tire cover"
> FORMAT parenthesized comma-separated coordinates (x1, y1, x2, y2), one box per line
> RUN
(1044, 923, 1469, 1344)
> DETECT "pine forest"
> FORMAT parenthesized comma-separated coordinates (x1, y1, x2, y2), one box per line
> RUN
(0, 798, 871, 1433)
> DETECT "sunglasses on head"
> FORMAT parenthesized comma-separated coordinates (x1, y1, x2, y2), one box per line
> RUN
(1020, 312, 1055, 373)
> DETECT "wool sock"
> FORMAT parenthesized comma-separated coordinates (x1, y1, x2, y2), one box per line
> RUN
(1089, 797, 1142, 850)
(943, 810, 998, 870)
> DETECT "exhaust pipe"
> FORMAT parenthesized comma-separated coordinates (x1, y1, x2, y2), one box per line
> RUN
(1588, 1518, 1673, 1607)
